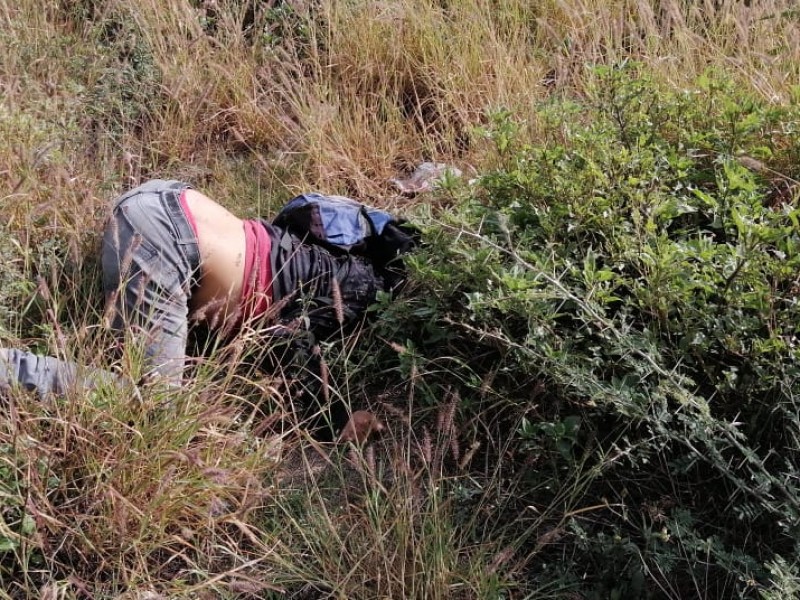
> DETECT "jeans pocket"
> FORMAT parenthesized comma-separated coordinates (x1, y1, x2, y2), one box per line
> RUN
(102, 209, 159, 287)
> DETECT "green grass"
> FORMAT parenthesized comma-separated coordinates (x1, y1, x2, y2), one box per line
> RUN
(2, 0, 800, 597)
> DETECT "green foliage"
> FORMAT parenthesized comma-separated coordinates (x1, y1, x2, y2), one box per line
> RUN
(375, 66, 800, 597)
(189, 0, 317, 60)
(0, 228, 33, 338)
(81, 7, 164, 140)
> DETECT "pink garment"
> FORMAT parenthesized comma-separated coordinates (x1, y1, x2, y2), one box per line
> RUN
(179, 189, 200, 237)
(240, 219, 273, 323)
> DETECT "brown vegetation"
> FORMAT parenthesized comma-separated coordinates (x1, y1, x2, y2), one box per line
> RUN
(2, 0, 800, 597)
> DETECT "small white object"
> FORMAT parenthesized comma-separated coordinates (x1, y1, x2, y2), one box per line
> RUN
(391, 162, 463, 195)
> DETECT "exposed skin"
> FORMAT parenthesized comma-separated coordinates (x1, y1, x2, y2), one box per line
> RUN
(184, 188, 248, 326)
(183, 189, 378, 441)
(338, 410, 385, 444)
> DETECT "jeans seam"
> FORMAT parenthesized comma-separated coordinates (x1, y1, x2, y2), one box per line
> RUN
(160, 188, 201, 277)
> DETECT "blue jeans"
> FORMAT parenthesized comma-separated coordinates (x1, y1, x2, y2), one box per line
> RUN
(101, 179, 200, 383)
(0, 348, 123, 399)
(0, 180, 196, 400)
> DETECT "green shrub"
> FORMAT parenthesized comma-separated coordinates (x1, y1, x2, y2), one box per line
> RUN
(372, 65, 800, 597)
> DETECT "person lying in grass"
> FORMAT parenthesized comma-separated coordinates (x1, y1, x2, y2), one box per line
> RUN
(103, 179, 397, 382)
(1, 179, 412, 442)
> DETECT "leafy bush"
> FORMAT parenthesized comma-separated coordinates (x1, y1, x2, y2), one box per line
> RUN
(373, 65, 800, 597)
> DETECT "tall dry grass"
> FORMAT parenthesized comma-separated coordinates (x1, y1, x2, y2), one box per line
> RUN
(4, 0, 799, 211)
(1, 0, 800, 597)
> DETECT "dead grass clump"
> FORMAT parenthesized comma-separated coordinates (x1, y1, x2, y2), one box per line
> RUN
(261, 405, 518, 600)
(537, 0, 800, 97)
(0, 370, 282, 596)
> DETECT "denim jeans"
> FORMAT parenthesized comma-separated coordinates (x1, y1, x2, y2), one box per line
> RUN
(0, 348, 122, 399)
(101, 179, 200, 383)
